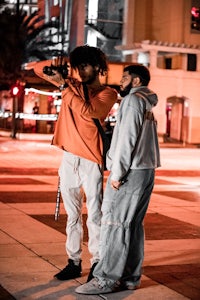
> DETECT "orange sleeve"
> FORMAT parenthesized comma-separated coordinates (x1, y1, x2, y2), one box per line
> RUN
(33, 60, 60, 87)
(33, 60, 80, 93)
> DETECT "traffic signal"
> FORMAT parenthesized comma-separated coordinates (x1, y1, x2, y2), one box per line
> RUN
(191, 6, 200, 31)
(11, 84, 20, 97)
(10, 81, 25, 98)
(12, 86, 20, 96)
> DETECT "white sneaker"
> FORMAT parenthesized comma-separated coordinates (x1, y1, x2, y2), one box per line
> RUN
(75, 278, 117, 295)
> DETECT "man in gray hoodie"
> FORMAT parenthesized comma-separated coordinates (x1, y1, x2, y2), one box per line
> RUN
(75, 64, 161, 295)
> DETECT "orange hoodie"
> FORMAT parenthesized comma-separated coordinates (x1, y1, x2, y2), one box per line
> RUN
(34, 60, 118, 164)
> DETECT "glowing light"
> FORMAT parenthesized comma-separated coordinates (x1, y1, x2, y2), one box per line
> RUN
(191, 7, 200, 18)
(0, 112, 58, 121)
(25, 88, 61, 97)
(54, 99, 62, 106)
(17, 113, 58, 121)
(12, 86, 19, 96)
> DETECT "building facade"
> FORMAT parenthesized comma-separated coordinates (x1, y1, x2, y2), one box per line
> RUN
(1, 0, 200, 144)
(118, 0, 200, 144)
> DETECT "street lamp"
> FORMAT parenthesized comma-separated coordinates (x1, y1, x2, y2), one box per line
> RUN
(10, 83, 20, 139)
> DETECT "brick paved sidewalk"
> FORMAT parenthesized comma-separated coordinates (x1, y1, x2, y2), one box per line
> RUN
(0, 134, 200, 299)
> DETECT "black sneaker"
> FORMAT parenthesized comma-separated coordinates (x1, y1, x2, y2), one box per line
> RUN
(54, 259, 82, 280)
(86, 262, 98, 282)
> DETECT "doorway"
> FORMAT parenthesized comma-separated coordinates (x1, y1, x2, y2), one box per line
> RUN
(166, 96, 189, 143)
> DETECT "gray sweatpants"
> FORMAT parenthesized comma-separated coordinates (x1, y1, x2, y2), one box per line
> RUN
(93, 168, 155, 286)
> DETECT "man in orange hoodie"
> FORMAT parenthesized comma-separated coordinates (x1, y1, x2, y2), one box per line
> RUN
(34, 45, 117, 282)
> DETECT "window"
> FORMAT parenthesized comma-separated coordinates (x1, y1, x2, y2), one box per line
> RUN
(187, 54, 197, 71)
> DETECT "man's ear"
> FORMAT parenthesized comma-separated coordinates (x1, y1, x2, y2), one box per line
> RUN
(132, 76, 141, 86)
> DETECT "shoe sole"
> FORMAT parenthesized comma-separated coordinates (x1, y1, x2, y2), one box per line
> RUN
(54, 274, 81, 281)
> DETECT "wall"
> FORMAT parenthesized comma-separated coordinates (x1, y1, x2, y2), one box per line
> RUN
(148, 68, 200, 143)
(133, 0, 200, 45)
(120, 0, 200, 144)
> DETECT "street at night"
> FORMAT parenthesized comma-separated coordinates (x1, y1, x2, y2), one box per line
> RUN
(1, 0, 200, 298)
(0, 132, 200, 299)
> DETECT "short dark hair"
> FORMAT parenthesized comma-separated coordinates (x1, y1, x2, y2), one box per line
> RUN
(69, 45, 108, 76)
(124, 64, 150, 86)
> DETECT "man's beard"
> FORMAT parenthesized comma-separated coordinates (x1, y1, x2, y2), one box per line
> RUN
(119, 81, 132, 97)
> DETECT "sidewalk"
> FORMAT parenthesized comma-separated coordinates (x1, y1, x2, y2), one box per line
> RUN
(0, 132, 200, 300)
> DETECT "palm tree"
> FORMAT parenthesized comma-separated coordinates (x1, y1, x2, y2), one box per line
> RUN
(0, 2, 69, 137)
(0, 3, 68, 88)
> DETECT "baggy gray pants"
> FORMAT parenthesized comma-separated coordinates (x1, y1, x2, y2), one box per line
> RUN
(59, 151, 103, 265)
(93, 168, 155, 286)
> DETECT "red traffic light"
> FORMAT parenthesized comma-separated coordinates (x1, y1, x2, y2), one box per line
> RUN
(11, 84, 20, 96)
(10, 81, 25, 97)
(12, 86, 19, 96)
(191, 7, 200, 18)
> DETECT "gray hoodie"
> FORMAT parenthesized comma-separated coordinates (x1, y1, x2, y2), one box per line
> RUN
(106, 86, 161, 182)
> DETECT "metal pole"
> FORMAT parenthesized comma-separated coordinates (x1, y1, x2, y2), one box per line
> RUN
(55, 177, 61, 221)
(11, 96, 18, 139)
